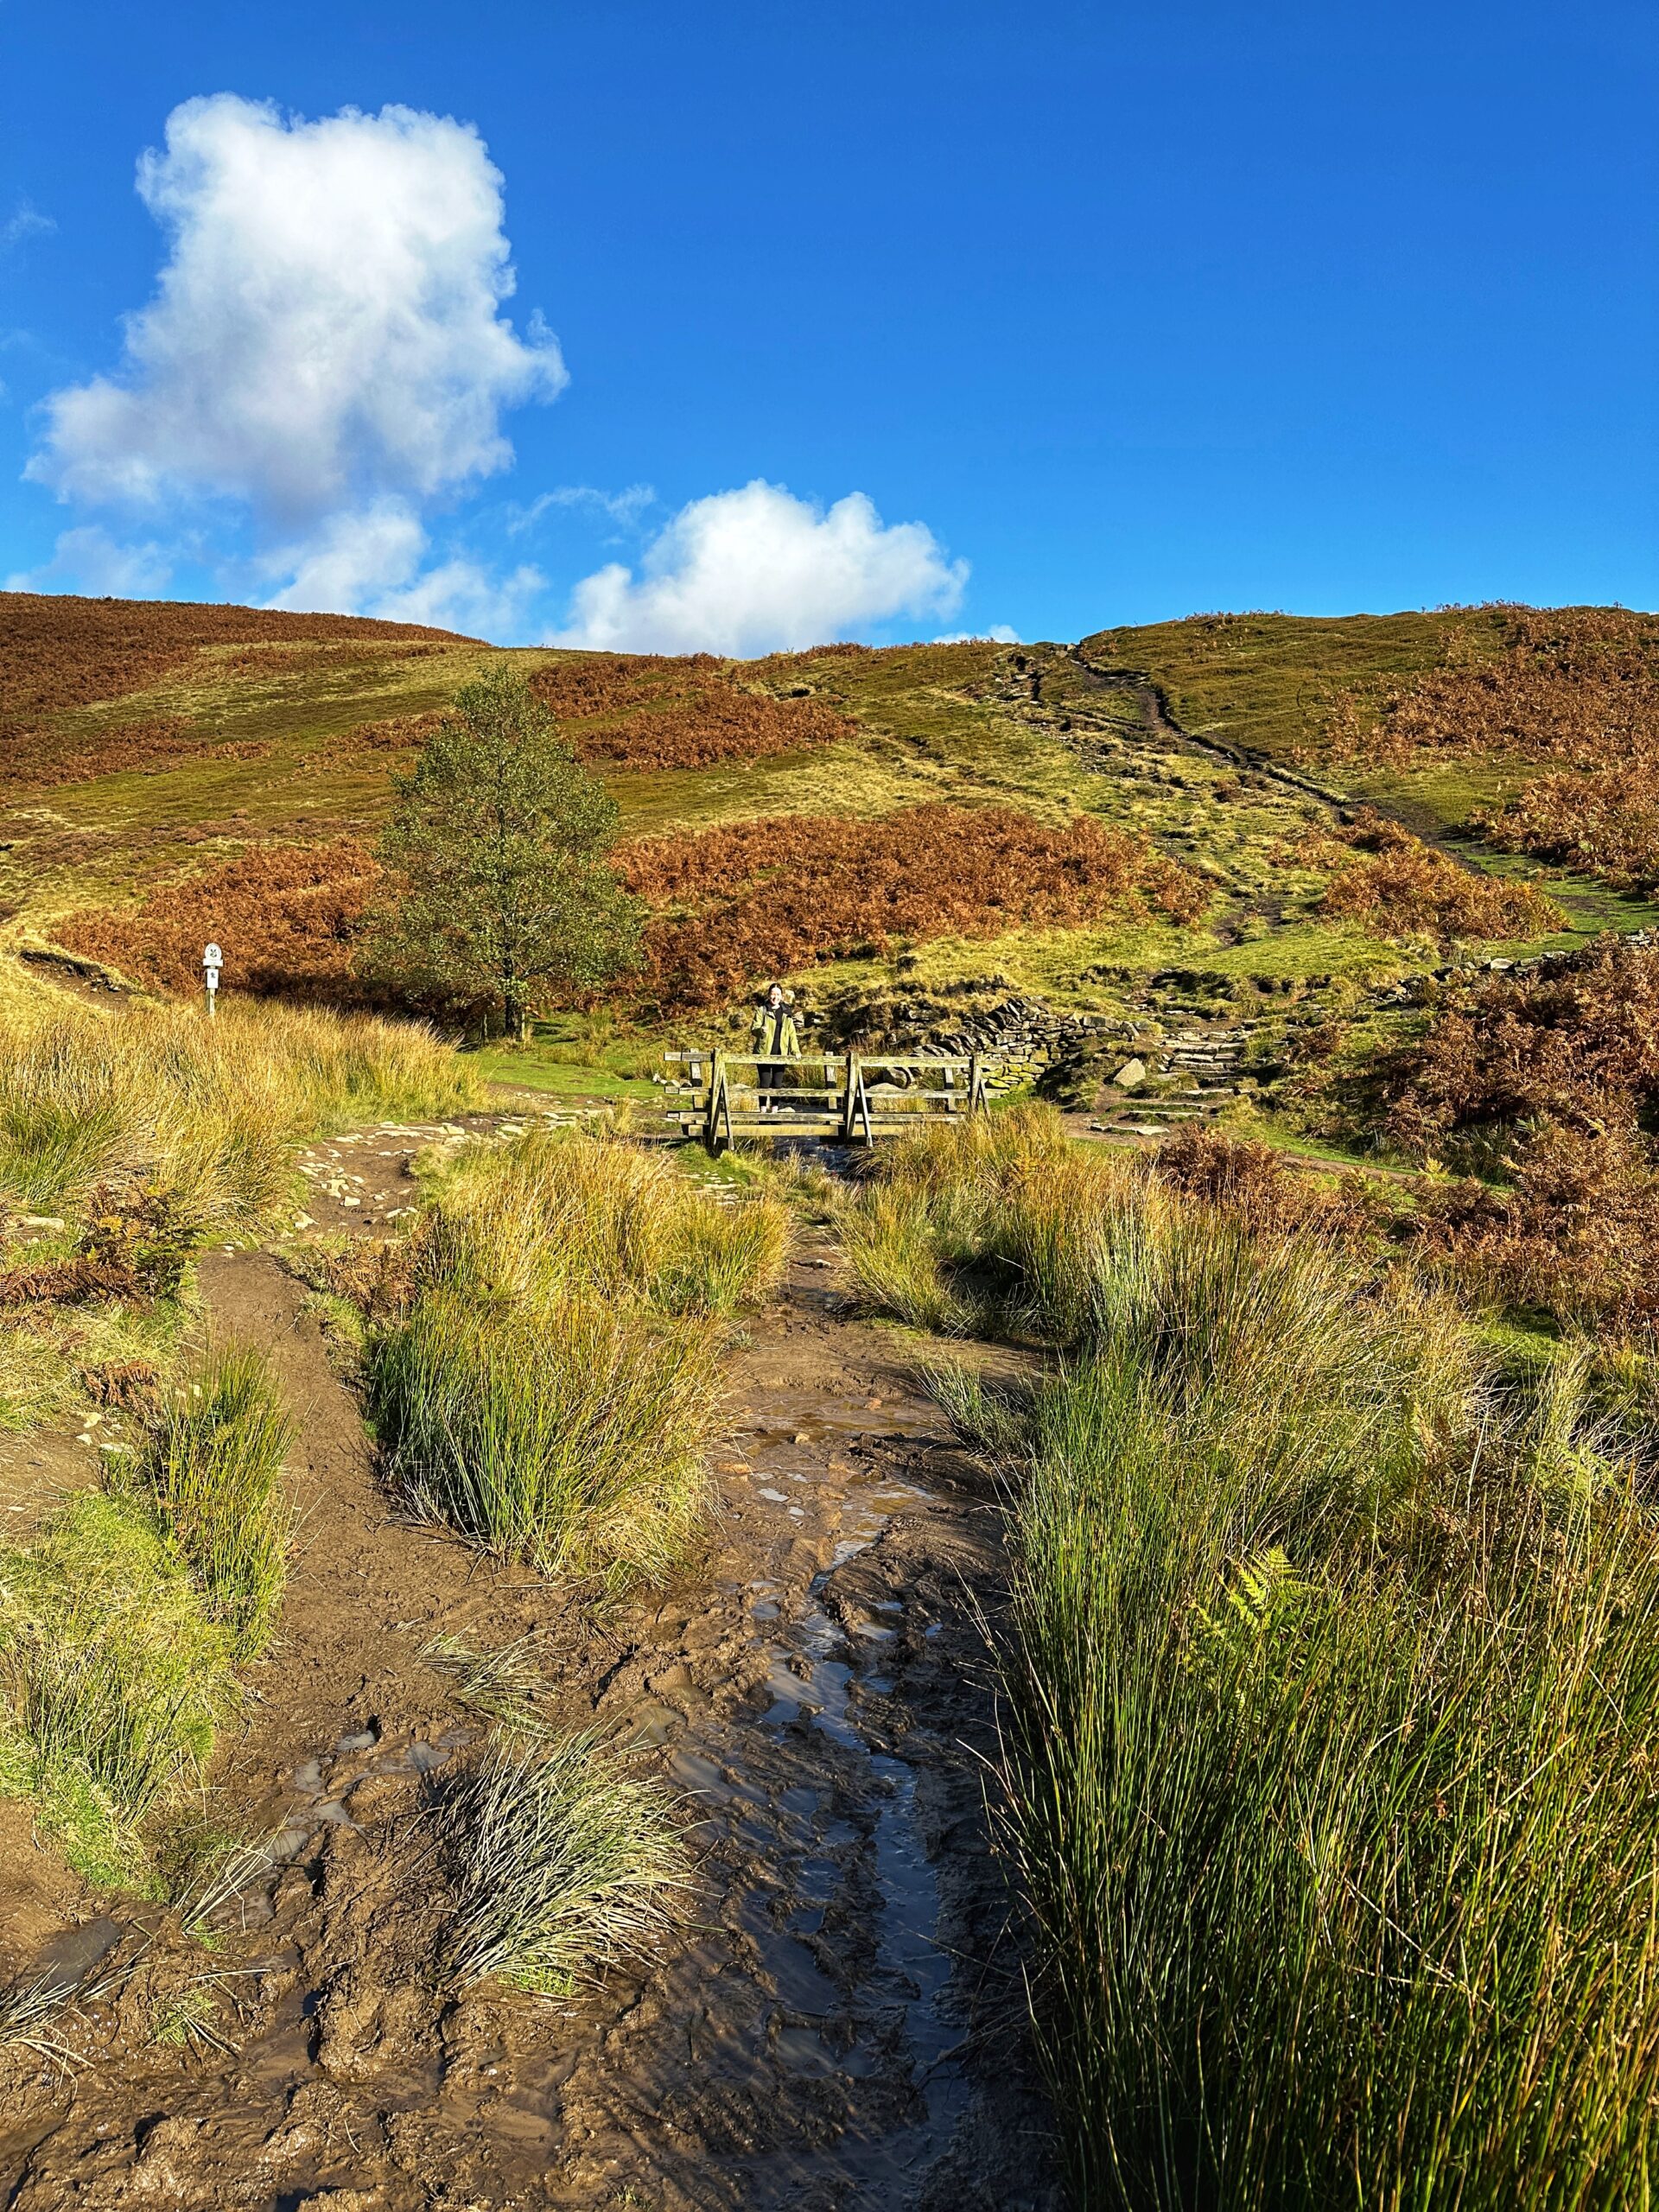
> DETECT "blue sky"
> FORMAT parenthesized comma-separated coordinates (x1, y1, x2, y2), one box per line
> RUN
(0, 0, 1653, 648)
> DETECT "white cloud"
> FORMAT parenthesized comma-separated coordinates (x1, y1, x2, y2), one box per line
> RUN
(261, 496, 544, 639)
(4, 524, 172, 597)
(2, 200, 55, 251)
(262, 499, 429, 613)
(506, 483, 656, 535)
(25, 93, 562, 614)
(372, 557, 547, 639)
(933, 625, 1020, 644)
(551, 480, 966, 655)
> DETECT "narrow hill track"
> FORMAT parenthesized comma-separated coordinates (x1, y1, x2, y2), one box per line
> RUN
(0, 1122, 1057, 2212)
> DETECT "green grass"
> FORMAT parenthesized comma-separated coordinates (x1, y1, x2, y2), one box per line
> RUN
(474, 1051, 658, 1099)
(863, 1115, 1659, 2206)
(0, 997, 476, 1222)
(373, 1287, 722, 1585)
(839, 1185, 985, 1335)
(0, 1344, 293, 1886)
(440, 1730, 687, 1997)
(0, 1491, 238, 1888)
(0, 993, 477, 1446)
(1077, 608, 1509, 762)
(147, 1980, 236, 2055)
(975, 1332, 1659, 2209)
(130, 1347, 293, 1660)
(371, 1129, 787, 1585)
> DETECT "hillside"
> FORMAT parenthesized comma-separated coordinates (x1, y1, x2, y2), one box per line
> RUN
(6, 593, 1659, 2206)
(4, 591, 1656, 1069)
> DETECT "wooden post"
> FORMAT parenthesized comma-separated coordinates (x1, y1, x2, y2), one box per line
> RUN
(841, 1052, 860, 1141)
(847, 1056, 874, 1143)
(707, 1051, 730, 1154)
(969, 1052, 988, 1116)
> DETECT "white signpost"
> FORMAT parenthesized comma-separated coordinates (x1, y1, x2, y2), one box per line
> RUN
(203, 943, 222, 1018)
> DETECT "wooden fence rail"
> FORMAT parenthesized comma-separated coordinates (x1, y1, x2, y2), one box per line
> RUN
(662, 1050, 991, 1151)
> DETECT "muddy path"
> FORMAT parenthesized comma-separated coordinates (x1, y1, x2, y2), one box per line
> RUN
(0, 1119, 1058, 2211)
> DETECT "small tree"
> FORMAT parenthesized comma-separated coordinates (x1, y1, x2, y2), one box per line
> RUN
(361, 665, 643, 1039)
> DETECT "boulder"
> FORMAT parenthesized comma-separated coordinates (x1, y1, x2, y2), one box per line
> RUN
(1111, 1058, 1148, 1092)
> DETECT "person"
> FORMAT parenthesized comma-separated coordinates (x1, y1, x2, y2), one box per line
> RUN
(751, 983, 801, 1112)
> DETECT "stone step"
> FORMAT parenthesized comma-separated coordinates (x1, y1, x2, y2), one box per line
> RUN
(1103, 1098, 1218, 1120)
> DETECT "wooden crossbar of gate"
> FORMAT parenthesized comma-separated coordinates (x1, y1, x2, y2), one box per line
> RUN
(663, 1050, 991, 1154)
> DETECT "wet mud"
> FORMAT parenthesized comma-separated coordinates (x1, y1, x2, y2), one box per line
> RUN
(0, 1122, 1058, 2210)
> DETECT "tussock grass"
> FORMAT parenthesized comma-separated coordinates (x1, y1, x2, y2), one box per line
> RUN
(0, 993, 472, 1447)
(838, 1187, 982, 1335)
(377, 1289, 721, 1585)
(147, 1979, 237, 2055)
(420, 1127, 790, 1318)
(842, 1103, 1143, 1342)
(0, 1345, 292, 1886)
(913, 1126, 1659, 2209)
(440, 1732, 687, 1998)
(373, 1130, 785, 1586)
(423, 1630, 548, 1728)
(0, 996, 475, 1224)
(130, 1347, 293, 1659)
(0, 1493, 237, 1887)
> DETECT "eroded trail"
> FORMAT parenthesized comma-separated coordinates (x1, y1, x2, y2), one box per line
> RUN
(0, 1125, 1058, 2212)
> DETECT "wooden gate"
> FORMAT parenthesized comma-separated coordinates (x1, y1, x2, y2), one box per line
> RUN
(663, 1051, 991, 1151)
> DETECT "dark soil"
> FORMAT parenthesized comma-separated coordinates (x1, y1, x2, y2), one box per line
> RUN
(0, 1118, 1058, 2210)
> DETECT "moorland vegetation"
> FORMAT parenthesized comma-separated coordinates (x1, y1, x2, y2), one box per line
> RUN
(14, 590, 1647, 1051)
(7, 589, 1659, 2196)
(841, 1108, 1659, 2209)
(370, 1126, 788, 1585)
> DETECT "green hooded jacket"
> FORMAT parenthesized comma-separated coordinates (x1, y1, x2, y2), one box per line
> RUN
(751, 1001, 801, 1058)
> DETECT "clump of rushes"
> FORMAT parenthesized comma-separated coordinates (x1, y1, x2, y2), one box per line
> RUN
(838, 1186, 982, 1335)
(0, 1493, 237, 1887)
(841, 1103, 1147, 1344)
(420, 1127, 790, 1317)
(372, 1131, 786, 1586)
(131, 1347, 294, 1660)
(441, 1732, 687, 1998)
(375, 1288, 721, 1586)
(925, 1150, 1659, 2209)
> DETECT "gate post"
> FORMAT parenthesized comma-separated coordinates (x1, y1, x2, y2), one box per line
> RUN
(841, 1052, 862, 1142)
(707, 1051, 732, 1154)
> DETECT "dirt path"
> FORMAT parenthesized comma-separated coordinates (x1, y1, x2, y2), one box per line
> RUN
(0, 1127, 1058, 2211)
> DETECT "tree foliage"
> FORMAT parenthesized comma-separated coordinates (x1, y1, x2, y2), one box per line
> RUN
(361, 666, 642, 1035)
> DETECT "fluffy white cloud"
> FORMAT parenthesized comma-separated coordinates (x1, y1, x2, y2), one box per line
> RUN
(26, 93, 562, 612)
(4, 524, 172, 597)
(261, 499, 428, 613)
(933, 625, 1020, 644)
(261, 497, 543, 639)
(551, 480, 966, 654)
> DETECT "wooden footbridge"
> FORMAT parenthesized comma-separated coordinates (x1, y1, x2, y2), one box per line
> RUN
(664, 1051, 992, 1150)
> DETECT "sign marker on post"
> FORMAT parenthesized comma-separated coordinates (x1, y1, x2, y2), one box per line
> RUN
(203, 943, 222, 1019)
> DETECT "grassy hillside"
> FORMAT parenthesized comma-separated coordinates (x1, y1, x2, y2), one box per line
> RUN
(1081, 603, 1659, 856)
(4, 591, 1656, 1058)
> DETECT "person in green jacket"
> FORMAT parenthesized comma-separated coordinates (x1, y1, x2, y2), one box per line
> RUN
(752, 983, 801, 1112)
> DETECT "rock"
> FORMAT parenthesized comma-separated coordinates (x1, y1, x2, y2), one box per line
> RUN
(1111, 1058, 1148, 1091)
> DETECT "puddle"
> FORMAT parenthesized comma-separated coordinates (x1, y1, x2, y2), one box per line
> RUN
(868, 1757, 969, 2127)
(26, 1914, 126, 1988)
(726, 1444, 977, 2191)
